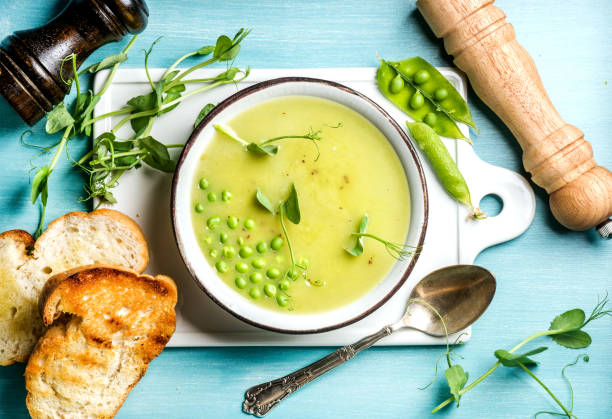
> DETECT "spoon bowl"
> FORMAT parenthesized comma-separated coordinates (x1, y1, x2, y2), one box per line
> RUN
(243, 264, 497, 417)
(400, 265, 496, 336)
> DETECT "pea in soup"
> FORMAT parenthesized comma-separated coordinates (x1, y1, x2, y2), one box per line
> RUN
(191, 96, 410, 314)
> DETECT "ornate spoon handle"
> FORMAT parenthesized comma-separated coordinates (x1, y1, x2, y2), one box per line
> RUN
(242, 325, 394, 417)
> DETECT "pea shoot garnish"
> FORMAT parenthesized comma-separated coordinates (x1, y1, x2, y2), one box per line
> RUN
(26, 29, 251, 236)
(429, 293, 611, 416)
(214, 122, 342, 160)
(345, 214, 418, 261)
(194, 103, 215, 128)
(256, 184, 307, 281)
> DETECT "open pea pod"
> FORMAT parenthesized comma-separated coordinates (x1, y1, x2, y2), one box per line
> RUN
(377, 57, 477, 141)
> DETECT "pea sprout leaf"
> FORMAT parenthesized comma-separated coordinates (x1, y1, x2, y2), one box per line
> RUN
(346, 214, 369, 256)
(444, 365, 468, 406)
(45, 102, 75, 134)
(166, 84, 186, 94)
(103, 190, 117, 204)
(549, 309, 585, 333)
(158, 90, 182, 115)
(94, 131, 115, 143)
(246, 142, 279, 156)
(74, 92, 92, 118)
(76, 94, 100, 136)
(214, 28, 251, 62)
(283, 183, 300, 224)
(214, 67, 242, 82)
(213, 35, 233, 60)
(547, 302, 612, 349)
(80, 52, 127, 74)
(197, 45, 215, 55)
(127, 92, 157, 112)
(494, 347, 548, 367)
(256, 188, 276, 214)
(30, 166, 50, 204)
(130, 116, 152, 136)
(162, 70, 180, 83)
(139, 136, 176, 172)
(551, 330, 592, 349)
(194, 104, 215, 128)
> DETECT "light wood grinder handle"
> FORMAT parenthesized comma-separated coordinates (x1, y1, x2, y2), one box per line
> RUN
(417, 0, 612, 236)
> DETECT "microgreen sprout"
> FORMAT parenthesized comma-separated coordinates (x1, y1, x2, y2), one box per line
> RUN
(345, 214, 418, 261)
(214, 122, 342, 160)
(255, 184, 307, 285)
(430, 293, 611, 416)
(24, 29, 251, 236)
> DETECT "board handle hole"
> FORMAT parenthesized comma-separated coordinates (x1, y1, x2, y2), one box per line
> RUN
(478, 194, 503, 217)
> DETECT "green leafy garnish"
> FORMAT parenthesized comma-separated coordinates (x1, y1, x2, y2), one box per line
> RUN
(345, 214, 368, 256)
(283, 183, 300, 224)
(254, 184, 306, 284)
(255, 188, 275, 214)
(194, 103, 215, 128)
(30, 166, 50, 204)
(408, 297, 466, 398)
(494, 347, 548, 367)
(444, 365, 468, 406)
(430, 293, 611, 416)
(45, 102, 75, 134)
(140, 136, 177, 173)
(548, 305, 601, 349)
(351, 233, 416, 260)
(214, 28, 250, 61)
(214, 122, 341, 160)
(25, 29, 251, 234)
(79, 52, 127, 74)
(345, 214, 417, 261)
(246, 142, 279, 156)
(550, 331, 592, 349)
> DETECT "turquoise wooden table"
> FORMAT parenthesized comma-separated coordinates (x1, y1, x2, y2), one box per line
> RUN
(1, 0, 611, 417)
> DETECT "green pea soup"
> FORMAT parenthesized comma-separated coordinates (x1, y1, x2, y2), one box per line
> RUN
(191, 96, 411, 314)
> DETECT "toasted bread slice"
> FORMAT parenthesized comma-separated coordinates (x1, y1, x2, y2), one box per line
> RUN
(0, 209, 148, 365)
(25, 266, 177, 419)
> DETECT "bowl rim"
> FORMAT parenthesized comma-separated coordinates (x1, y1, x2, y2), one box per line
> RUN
(171, 76, 429, 334)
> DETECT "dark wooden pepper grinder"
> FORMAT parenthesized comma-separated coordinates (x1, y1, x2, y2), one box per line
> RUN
(0, 0, 149, 126)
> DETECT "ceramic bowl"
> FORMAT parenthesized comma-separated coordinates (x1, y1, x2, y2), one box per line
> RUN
(171, 77, 428, 333)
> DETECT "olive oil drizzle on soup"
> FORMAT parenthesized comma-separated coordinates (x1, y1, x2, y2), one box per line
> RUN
(191, 96, 410, 314)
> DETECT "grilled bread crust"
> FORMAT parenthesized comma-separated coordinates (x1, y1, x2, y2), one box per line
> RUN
(0, 209, 148, 365)
(25, 266, 177, 419)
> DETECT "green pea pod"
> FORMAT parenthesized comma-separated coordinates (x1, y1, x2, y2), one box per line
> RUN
(406, 122, 485, 219)
(377, 58, 477, 142)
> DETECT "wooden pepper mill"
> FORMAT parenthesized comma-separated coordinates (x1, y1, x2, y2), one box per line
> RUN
(417, 0, 612, 238)
(0, 0, 149, 126)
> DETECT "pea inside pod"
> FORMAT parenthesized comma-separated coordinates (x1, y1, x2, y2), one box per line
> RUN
(377, 57, 476, 142)
(406, 122, 485, 219)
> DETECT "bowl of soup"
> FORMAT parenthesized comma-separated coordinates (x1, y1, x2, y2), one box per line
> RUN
(172, 77, 428, 333)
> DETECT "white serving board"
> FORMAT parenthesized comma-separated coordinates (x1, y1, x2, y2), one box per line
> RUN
(93, 67, 535, 346)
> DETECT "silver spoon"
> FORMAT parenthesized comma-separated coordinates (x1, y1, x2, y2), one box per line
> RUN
(242, 265, 496, 417)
